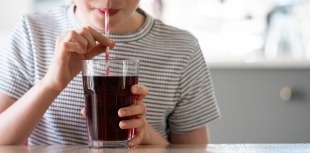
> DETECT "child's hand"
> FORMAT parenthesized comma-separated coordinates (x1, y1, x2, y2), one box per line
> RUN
(118, 84, 148, 147)
(44, 26, 115, 92)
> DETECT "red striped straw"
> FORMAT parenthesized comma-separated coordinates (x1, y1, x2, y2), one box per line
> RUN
(105, 0, 110, 76)
(105, 8, 110, 45)
(105, 1, 110, 56)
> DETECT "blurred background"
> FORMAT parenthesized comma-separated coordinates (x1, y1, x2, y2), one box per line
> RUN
(1, 0, 310, 144)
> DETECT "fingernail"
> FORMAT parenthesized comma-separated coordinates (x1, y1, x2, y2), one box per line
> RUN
(128, 142, 134, 148)
(131, 87, 137, 93)
(119, 121, 126, 129)
(109, 40, 114, 45)
(118, 109, 126, 117)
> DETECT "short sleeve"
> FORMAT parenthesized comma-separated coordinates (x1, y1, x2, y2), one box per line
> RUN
(0, 16, 34, 100)
(168, 41, 220, 133)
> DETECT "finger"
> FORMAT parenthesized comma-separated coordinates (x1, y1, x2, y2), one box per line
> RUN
(80, 107, 86, 117)
(87, 27, 114, 48)
(118, 103, 146, 117)
(119, 118, 145, 129)
(78, 27, 97, 52)
(63, 31, 89, 52)
(62, 42, 85, 54)
(131, 84, 149, 101)
(128, 128, 144, 148)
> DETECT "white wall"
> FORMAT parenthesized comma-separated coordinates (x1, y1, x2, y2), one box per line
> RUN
(0, 0, 34, 43)
(0, 0, 66, 44)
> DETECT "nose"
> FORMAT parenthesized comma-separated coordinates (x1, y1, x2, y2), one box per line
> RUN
(99, 0, 111, 8)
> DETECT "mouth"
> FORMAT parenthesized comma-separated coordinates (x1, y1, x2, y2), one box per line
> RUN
(97, 8, 119, 17)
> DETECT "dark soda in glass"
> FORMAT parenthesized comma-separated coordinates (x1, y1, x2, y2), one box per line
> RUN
(83, 76, 138, 143)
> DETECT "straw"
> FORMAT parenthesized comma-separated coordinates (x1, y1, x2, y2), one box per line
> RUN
(105, 0, 111, 76)
(105, 0, 110, 55)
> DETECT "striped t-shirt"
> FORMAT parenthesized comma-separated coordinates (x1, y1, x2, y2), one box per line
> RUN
(0, 5, 220, 145)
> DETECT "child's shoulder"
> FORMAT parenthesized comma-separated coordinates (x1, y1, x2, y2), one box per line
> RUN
(152, 19, 198, 44)
(17, 5, 70, 32)
(23, 5, 69, 24)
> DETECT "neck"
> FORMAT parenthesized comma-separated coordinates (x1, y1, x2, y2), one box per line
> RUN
(111, 10, 146, 34)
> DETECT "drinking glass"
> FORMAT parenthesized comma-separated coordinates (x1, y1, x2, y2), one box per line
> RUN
(82, 59, 139, 148)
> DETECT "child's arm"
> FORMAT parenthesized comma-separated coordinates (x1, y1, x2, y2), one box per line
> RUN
(0, 26, 115, 145)
(0, 79, 61, 145)
(169, 126, 209, 144)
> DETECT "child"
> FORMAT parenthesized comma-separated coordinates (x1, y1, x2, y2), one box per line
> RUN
(0, 0, 220, 147)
